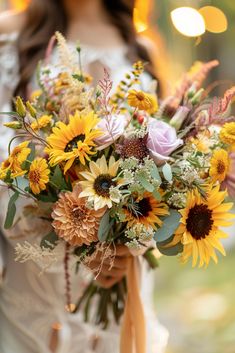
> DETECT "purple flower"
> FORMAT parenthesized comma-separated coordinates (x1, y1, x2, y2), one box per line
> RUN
(95, 114, 128, 150)
(147, 118, 183, 165)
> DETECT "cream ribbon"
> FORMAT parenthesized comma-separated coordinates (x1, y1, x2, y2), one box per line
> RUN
(120, 257, 146, 353)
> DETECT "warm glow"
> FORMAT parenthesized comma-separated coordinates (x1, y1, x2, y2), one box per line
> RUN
(171, 7, 206, 37)
(199, 6, 228, 33)
(133, 0, 152, 33)
(10, 0, 29, 11)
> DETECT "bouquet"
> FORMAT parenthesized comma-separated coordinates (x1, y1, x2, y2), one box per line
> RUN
(1, 32, 235, 353)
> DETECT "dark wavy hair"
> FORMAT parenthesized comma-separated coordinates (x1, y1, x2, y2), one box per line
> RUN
(16, 0, 159, 97)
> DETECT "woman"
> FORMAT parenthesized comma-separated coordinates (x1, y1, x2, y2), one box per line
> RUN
(0, 1, 169, 352)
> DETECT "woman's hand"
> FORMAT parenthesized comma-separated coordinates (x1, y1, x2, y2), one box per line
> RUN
(88, 245, 131, 289)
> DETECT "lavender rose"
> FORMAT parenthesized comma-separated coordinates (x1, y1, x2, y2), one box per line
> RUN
(95, 114, 128, 150)
(147, 118, 183, 165)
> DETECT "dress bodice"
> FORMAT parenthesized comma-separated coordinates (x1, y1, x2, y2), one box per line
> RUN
(0, 33, 169, 353)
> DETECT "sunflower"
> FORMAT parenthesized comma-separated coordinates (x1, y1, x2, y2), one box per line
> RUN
(127, 90, 158, 113)
(209, 149, 230, 183)
(31, 115, 52, 131)
(28, 158, 50, 194)
(1, 141, 31, 179)
(45, 111, 102, 173)
(220, 122, 235, 146)
(173, 186, 234, 268)
(79, 155, 119, 210)
(125, 192, 169, 229)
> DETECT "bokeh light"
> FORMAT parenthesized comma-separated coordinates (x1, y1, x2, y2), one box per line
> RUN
(171, 7, 206, 37)
(199, 6, 228, 34)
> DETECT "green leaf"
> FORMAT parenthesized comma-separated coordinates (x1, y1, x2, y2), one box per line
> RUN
(162, 163, 172, 182)
(150, 164, 162, 183)
(50, 165, 69, 191)
(21, 143, 36, 171)
(138, 175, 155, 192)
(157, 241, 183, 256)
(152, 189, 162, 201)
(98, 212, 114, 242)
(38, 191, 58, 203)
(40, 231, 59, 249)
(4, 191, 19, 229)
(154, 209, 181, 243)
(143, 248, 159, 269)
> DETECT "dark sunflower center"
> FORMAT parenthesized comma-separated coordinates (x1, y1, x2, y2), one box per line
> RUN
(132, 197, 152, 218)
(136, 93, 145, 101)
(186, 204, 213, 240)
(94, 174, 116, 197)
(64, 134, 86, 152)
(217, 161, 225, 175)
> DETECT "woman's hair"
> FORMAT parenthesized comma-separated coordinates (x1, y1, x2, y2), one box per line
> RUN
(16, 0, 159, 98)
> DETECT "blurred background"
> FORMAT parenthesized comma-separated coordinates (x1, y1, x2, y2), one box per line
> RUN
(0, 1, 235, 352)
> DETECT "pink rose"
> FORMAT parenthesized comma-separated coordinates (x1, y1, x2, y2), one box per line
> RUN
(95, 114, 128, 150)
(147, 118, 183, 165)
(222, 152, 235, 198)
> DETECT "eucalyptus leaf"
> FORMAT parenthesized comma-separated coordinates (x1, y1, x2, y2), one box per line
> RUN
(157, 241, 183, 256)
(150, 164, 161, 183)
(4, 191, 19, 229)
(138, 175, 155, 192)
(154, 209, 181, 243)
(98, 212, 114, 242)
(40, 231, 59, 249)
(162, 163, 172, 182)
(152, 189, 162, 201)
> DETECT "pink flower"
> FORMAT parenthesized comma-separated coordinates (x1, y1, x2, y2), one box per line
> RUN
(95, 114, 127, 150)
(222, 152, 235, 198)
(147, 118, 183, 165)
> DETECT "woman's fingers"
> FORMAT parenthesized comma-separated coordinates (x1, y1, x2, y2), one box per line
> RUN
(96, 274, 123, 289)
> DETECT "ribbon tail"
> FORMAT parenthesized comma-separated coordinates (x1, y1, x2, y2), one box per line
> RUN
(120, 257, 146, 353)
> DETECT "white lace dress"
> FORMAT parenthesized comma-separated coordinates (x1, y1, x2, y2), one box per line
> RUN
(0, 33, 169, 353)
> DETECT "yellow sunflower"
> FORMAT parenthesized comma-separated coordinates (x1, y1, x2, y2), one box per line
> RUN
(220, 122, 235, 146)
(0, 141, 31, 179)
(127, 90, 158, 114)
(31, 115, 52, 131)
(45, 111, 102, 173)
(125, 192, 169, 229)
(209, 149, 230, 183)
(28, 158, 50, 194)
(79, 155, 119, 210)
(173, 186, 234, 268)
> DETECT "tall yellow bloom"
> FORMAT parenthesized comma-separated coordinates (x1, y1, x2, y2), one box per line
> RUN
(127, 90, 158, 114)
(173, 186, 234, 268)
(209, 149, 230, 183)
(28, 158, 50, 194)
(31, 115, 52, 131)
(45, 111, 102, 173)
(220, 122, 235, 146)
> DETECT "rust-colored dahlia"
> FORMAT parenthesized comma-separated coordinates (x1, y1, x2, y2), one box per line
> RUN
(52, 185, 105, 246)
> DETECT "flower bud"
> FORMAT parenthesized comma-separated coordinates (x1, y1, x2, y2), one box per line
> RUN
(190, 88, 205, 105)
(26, 101, 37, 118)
(15, 96, 26, 118)
(4, 121, 22, 130)
(169, 106, 190, 131)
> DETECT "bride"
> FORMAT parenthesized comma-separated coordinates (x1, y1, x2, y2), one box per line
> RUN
(0, 0, 169, 352)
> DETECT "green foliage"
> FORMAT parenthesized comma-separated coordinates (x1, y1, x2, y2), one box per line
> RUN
(50, 165, 70, 191)
(157, 239, 183, 256)
(138, 174, 155, 192)
(150, 164, 162, 183)
(4, 191, 19, 229)
(98, 211, 114, 242)
(154, 209, 181, 243)
(40, 231, 59, 249)
(162, 163, 173, 182)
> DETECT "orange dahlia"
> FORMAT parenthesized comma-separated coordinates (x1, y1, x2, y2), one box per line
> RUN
(52, 185, 105, 246)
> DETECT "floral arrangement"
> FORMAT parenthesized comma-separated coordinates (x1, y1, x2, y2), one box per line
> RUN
(1, 32, 235, 352)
